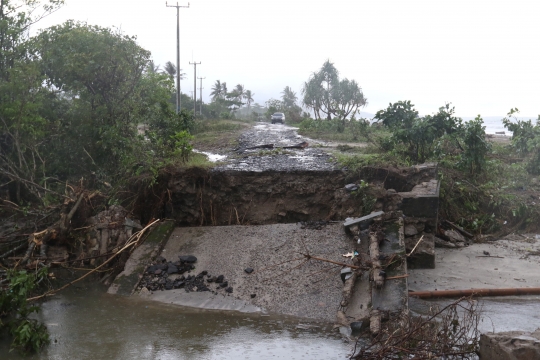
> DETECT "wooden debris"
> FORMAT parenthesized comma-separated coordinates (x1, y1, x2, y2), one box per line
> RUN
(283, 141, 308, 149)
(369, 231, 385, 289)
(340, 270, 360, 307)
(443, 219, 474, 239)
(406, 235, 424, 257)
(409, 287, 540, 299)
(246, 144, 274, 150)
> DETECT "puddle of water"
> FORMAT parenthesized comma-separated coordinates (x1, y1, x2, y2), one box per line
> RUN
(0, 285, 350, 360)
(194, 150, 227, 162)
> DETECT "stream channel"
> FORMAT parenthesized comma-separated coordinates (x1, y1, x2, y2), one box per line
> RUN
(0, 283, 351, 359)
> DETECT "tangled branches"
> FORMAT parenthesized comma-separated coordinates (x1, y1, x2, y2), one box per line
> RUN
(351, 298, 481, 359)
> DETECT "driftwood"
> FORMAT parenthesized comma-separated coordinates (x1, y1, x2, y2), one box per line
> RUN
(369, 231, 384, 289)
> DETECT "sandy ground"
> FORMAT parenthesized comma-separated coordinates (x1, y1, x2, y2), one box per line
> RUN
(409, 233, 540, 333)
(145, 223, 360, 323)
(409, 233, 540, 291)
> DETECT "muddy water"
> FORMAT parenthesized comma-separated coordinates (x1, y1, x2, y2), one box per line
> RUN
(0, 285, 350, 359)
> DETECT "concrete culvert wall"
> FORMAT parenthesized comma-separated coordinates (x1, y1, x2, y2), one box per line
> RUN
(133, 168, 364, 226)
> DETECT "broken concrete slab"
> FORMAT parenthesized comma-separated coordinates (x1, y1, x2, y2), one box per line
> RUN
(405, 233, 435, 269)
(371, 217, 408, 314)
(343, 211, 384, 232)
(398, 179, 440, 219)
(108, 220, 174, 296)
(479, 329, 540, 360)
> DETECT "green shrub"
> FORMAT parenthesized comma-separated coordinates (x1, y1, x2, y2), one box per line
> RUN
(0, 267, 50, 354)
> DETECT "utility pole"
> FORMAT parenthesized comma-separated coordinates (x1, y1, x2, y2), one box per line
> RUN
(197, 76, 205, 116)
(166, 1, 189, 114)
(189, 61, 201, 115)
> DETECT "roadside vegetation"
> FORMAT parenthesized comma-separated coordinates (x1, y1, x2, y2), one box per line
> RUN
(300, 97, 540, 235)
(2, 0, 540, 355)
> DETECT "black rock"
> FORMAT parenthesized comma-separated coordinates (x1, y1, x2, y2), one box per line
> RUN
(219, 282, 228, 288)
(154, 269, 162, 275)
(225, 287, 233, 293)
(350, 321, 364, 332)
(167, 265, 178, 274)
(158, 278, 166, 285)
(250, 294, 256, 298)
(244, 267, 254, 274)
(207, 276, 215, 283)
(179, 255, 197, 263)
(165, 283, 173, 290)
(156, 263, 168, 271)
(200, 270, 208, 276)
(147, 265, 157, 273)
(345, 183, 358, 192)
(215, 275, 224, 284)
(173, 281, 185, 289)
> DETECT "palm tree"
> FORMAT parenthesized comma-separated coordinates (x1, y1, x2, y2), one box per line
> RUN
(234, 84, 245, 104)
(147, 60, 160, 74)
(245, 90, 255, 109)
(281, 86, 297, 109)
(210, 80, 224, 101)
(163, 61, 186, 80)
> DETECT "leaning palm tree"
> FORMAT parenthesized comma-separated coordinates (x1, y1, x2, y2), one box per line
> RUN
(245, 90, 255, 109)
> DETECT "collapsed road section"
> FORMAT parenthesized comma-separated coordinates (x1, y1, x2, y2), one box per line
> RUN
(109, 162, 441, 334)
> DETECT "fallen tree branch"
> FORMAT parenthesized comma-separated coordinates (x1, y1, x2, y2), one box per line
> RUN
(26, 219, 159, 302)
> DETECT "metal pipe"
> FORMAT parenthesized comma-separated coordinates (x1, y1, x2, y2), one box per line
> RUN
(409, 287, 540, 299)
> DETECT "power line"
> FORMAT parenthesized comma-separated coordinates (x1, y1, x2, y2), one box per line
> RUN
(166, 2, 189, 114)
(189, 61, 201, 115)
(197, 76, 205, 116)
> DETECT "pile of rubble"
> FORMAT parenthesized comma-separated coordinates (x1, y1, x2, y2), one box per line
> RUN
(138, 255, 234, 294)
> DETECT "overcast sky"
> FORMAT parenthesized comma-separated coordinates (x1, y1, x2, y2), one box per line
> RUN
(35, 0, 540, 118)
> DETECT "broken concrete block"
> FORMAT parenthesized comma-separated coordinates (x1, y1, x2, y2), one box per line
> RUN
(404, 224, 418, 236)
(405, 233, 435, 269)
(479, 329, 540, 360)
(443, 229, 467, 243)
(343, 211, 384, 232)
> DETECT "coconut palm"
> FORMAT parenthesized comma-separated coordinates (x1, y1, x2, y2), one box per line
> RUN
(281, 86, 297, 109)
(147, 60, 160, 74)
(245, 90, 255, 109)
(210, 80, 224, 101)
(234, 84, 245, 104)
(163, 61, 186, 80)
